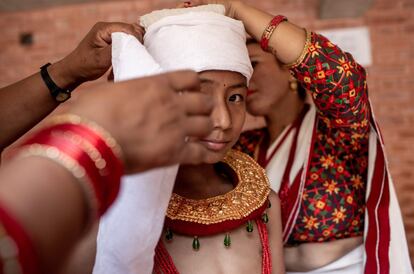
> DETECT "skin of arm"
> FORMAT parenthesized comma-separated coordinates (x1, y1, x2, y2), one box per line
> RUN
(0, 22, 143, 153)
(0, 156, 88, 273)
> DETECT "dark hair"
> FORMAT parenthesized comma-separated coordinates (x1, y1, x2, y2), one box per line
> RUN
(247, 39, 307, 101)
(297, 84, 307, 101)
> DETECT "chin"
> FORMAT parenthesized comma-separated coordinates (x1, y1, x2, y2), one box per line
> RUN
(203, 150, 227, 164)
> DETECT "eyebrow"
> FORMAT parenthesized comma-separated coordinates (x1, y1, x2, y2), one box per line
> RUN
(200, 78, 215, 84)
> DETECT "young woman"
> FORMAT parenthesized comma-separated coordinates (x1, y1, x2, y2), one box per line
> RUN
(153, 69, 284, 274)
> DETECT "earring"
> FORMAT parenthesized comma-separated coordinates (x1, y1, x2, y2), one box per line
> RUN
(289, 76, 298, 93)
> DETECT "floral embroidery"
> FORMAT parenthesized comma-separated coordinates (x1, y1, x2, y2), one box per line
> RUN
(321, 155, 335, 169)
(351, 174, 364, 189)
(303, 216, 320, 230)
(332, 207, 347, 224)
(324, 180, 340, 195)
(337, 57, 354, 77)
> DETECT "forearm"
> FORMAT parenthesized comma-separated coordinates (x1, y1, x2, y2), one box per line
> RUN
(232, 1, 306, 64)
(0, 59, 80, 151)
(0, 156, 88, 273)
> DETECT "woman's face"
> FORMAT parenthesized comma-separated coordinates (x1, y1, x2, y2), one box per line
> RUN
(246, 43, 291, 116)
(192, 70, 247, 164)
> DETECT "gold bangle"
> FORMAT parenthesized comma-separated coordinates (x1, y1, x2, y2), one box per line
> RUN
(16, 144, 98, 222)
(284, 29, 312, 68)
(47, 114, 123, 162)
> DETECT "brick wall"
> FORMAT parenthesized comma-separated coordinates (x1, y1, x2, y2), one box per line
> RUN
(1, 0, 413, 262)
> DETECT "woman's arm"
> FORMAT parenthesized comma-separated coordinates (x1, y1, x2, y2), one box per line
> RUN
(0, 156, 88, 273)
(232, 2, 370, 132)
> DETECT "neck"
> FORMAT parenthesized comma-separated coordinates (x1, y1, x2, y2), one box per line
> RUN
(265, 92, 305, 143)
(174, 163, 234, 200)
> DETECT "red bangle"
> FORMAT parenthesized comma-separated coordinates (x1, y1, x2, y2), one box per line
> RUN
(260, 15, 287, 53)
(19, 117, 124, 219)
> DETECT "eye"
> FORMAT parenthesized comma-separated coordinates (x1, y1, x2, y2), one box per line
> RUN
(228, 94, 244, 103)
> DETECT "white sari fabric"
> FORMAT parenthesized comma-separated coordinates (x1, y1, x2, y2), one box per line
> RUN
(265, 103, 412, 274)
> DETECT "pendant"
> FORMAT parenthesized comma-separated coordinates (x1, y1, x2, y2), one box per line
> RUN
(165, 228, 173, 241)
(246, 220, 254, 233)
(262, 212, 269, 224)
(192, 236, 200, 251)
(224, 233, 231, 247)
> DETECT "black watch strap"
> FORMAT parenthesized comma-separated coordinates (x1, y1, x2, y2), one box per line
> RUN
(40, 63, 72, 103)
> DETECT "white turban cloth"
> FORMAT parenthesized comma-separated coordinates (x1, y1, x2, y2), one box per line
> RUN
(93, 5, 252, 274)
(143, 9, 253, 83)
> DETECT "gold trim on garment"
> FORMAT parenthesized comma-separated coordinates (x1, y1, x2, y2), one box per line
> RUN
(166, 150, 270, 225)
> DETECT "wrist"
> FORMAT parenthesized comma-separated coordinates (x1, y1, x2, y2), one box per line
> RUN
(48, 58, 82, 91)
(229, 1, 243, 19)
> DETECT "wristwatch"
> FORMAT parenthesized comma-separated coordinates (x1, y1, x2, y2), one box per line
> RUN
(40, 63, 72, 103)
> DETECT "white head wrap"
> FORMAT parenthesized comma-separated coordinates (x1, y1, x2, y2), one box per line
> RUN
(142, 6, 253, 83)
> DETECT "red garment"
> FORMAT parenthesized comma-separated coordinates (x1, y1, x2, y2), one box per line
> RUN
(234, 32, 369, 244)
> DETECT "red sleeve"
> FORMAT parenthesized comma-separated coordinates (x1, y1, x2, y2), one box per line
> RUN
(290, 32, 370, 135)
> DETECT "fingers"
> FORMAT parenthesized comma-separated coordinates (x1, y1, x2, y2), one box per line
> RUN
(166, 70, 201, 91)
(107, 68, 114, 82)
(94, 22, 145, 45)
(179, 93, 213, 115)
(183, 116, 213, 138)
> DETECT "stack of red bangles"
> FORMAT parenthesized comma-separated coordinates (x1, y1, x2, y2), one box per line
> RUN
(0, 114, 124, 274)
(18, 114, 124, 219)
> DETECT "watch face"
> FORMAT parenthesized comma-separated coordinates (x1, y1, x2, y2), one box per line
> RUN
(56, 92, 70, 102)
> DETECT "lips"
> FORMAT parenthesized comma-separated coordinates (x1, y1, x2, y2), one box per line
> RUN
(200, 139, 230, 151)
(247, 89, 258, 96)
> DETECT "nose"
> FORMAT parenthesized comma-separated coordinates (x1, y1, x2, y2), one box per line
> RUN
(211, 97, 232, 131)
(248, 77, 257, 91)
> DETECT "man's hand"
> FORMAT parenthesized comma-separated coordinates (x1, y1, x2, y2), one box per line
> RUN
(53, 22, 144, 88)
(68, 70, 214, 173)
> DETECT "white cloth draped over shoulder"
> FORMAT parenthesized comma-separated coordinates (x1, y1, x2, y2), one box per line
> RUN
(93, 5, 252, 274)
